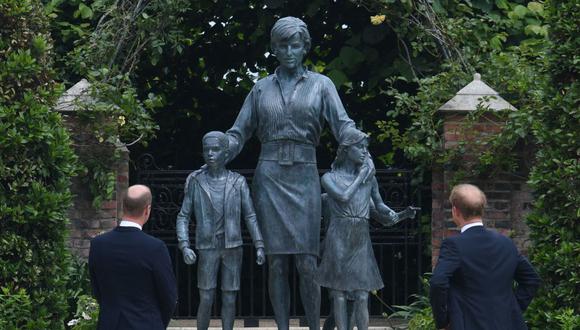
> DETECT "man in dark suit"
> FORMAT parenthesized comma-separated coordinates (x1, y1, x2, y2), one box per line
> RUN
(430, 184, 540, 330)
(89, 184, 177, 330)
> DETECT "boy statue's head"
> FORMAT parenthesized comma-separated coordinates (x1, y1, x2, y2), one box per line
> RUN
(202, 131, 229, 170)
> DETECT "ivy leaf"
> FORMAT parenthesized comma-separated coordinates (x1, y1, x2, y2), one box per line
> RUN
(78, 3, 93, 19)
(524, 24, 548, 37)
(432, 0, 446, 14)
(490, 35, 505, 50)
(527, 2, 544, 16)
(327, 69, 348, 88)
(513, 5, 528, 19)
(495, 0, 509, 10)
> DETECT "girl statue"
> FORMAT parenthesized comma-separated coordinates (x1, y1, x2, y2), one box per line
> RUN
(316, 129, 417, 330)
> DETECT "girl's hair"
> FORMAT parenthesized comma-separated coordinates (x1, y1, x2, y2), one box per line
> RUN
(270, 16, 311, 53)
(331, 129, 368, 171)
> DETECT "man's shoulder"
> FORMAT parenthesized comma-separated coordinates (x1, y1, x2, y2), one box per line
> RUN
(90, 228, 115, 245)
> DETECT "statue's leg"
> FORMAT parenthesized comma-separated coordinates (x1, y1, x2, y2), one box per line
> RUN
(295, 254, 321, 330)
(197, 288, 216, 330)
(346, 298, 355, 330)
(322, 296, 336, 330)
(330, 290, 347, 330)
(352, 290, 369, 330)
(197, 248, 219, 330)
(268, 254, 290, 330)
(221, 290, 237, 330)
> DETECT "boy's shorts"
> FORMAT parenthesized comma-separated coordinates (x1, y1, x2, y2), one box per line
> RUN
(197, 236, 243, 291)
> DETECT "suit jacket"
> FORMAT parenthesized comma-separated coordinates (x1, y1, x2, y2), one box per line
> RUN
(175, 170, 263, 250)
(430, 226, 540, 330)
(89, 226, 177, 330)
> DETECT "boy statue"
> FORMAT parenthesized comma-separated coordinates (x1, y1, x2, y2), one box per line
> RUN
(176, 131, 265, 330)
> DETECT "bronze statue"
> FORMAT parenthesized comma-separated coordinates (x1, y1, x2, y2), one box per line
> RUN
(317, 129, 417, 330)
(224, 16, 359, 330)
(176, 131, 265, 330)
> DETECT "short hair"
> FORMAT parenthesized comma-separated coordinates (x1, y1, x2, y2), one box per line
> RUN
(202, 131, 229, 149)
(449, 184, 487, 220)
(123, 185, 152, 217)
(270, 16, 311, 53)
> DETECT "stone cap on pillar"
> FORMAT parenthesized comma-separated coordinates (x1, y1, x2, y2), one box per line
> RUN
(55, 79, 93, 113)
(438, 73, 517, 113)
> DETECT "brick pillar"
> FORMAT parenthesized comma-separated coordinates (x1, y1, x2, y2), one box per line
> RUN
(431, 113, 533, 267)
(55, 113, 128, 259)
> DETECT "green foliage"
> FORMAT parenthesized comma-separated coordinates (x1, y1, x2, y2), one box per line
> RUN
(0, 0, 77, 328)
(0, 286, 50, 329)
(524, 3, 580, 327)
(65, 257, 93, 325)
(389, 274, 435, 329)
(370, 0, 578, 326)
(45, 0, 166, 206)
(67, 295, 99, 330)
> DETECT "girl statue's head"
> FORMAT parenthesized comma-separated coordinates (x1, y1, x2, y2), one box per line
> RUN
(331, 128, 369, 171)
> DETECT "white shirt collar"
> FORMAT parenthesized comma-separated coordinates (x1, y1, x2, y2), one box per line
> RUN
(119, 220, 142, 230)
(461, 221, 483, 233)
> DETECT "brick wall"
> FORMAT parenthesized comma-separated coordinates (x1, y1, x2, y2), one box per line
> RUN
(58, 110, 129, 258)
(431, 112, 533, 267)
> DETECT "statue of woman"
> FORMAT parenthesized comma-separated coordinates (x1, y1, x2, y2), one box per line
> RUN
(225, 16, 357, 330)
(316, 129, 415, 330)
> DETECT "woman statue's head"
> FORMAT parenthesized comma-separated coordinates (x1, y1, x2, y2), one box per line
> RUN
(331, 128, 369, 171)
(270, 17, 311, 70)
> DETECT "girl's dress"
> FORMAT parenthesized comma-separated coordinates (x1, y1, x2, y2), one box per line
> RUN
(316, 172, 384, 292)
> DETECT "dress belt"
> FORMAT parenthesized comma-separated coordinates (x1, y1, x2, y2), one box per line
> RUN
(333, 216, 368, 222)
(259, 141, 316, 165)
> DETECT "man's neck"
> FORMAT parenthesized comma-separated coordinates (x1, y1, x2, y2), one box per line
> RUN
(460, 219, 483, 233)
(120, 219, 143, 230)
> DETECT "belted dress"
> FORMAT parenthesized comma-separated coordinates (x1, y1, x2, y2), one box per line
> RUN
(226, 68, 354, 256)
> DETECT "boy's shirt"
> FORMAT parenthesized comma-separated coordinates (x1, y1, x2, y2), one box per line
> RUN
(176, 169, 264, 250)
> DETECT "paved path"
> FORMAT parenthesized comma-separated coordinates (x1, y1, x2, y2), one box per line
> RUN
(168, 318, 407, 330)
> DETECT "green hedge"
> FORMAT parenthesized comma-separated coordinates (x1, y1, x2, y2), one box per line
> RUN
(0, 0, 77, 328)
(525, 1, 580, 328)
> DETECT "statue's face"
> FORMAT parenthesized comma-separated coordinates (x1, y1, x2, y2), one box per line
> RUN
(273, 33, 307, 70)
(346, 141, 368, 166)
(203, 138, 228, 169)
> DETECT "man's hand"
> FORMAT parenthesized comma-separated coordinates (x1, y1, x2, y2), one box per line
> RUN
(256, 247, 266, 265)
(182, 247, 197, 265)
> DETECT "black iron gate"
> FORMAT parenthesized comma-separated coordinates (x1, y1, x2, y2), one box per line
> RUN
(133, 153, 426, 319)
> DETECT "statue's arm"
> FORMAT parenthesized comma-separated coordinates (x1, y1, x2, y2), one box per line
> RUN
(239, 177, 264, 249)
(176, 175, 195, 250)
(321, 77, 355, 143)
(369, 178, 398, 226)
(226, 87, 258, 162)
(321, 171, 366, 203)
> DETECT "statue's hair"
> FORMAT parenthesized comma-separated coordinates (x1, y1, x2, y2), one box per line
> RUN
(202, 131, 229, 149)
(449, 184, 487, 219)
(270, 16, 311, 52)
(331, 129, 368, 171)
